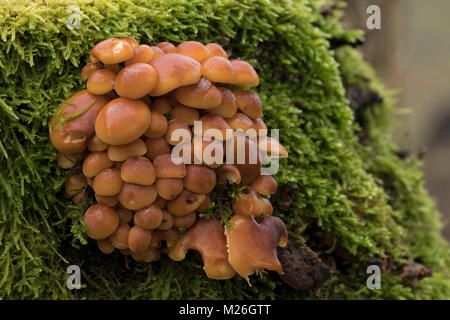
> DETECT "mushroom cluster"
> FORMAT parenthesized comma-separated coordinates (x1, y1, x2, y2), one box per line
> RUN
(50, 37, 289, 283)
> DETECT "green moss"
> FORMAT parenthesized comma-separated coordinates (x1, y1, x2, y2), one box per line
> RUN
(0, 0, 448, 299)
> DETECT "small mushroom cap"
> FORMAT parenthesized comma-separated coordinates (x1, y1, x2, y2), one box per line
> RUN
(118, 183, 157, 210)
(121, 156, 156, 185)
(104, 63, 120, 74)
(250, 175, 278, 196)
(95, 98, 151, 145)
(156, 42, 177, 53)
(153, 154, 186, 178)
(97, 238, 115, 254)
(151, 228, 178, 248)
(257, 136, 288, 158)
(145, 137, 171, 160)
(149, 53, 201, 96)
(175, 78, 222, 109)
(93, 168, 124, 196)
(176, 41, 210, 63)
(234, 90, 263, 119)
(144, 111, 168, 138)
(64, 172, 88, 196)
(251, 118, 268, 136)
(134, 205, 163, 230)
(230, 136, 262, 184)
(128, 226, 152, 253)
(131, 247, 160, 262)
(86, 69, 116, 95)
(114, 63, 158, 99)
(226, 112, 254, 131)
(174, 212, 197, 229)
(196, 195, 211, 212)
(95, 193, 119, 207)
(206, 87, 238, 119)
(91, 38, 134, 64)
(183, 164, 217, 194)
(165, 119, 192, 145)
(125, 44, 154, 65)
(216, 164, 241, 184)
(50, 90, 110, 154)
(166, 189, 205, 217)
(192, 139, 224, 168)
(151, 97, 172, 114)
(57, 152, 82, 169)
(169, 218, 236, 280)
(83, 204, 120, 240)
(232, 187, 263, 216)
(87, 135, 108, 152)
(225, 215, 288, 282)
(150, 45, 165, 58)
(157, 210, 175, 230)
(201, 56, 236, 84)
(107, 138, 147, 162)
(82, 151, 113, 178)
(117, 208, 133, 224)
(259, 197, 273, 216)
(198, 114, 231, 141)
(205, 43, 228, 59)
(72, 192, 86, 204)
(230, 60, 259, 87)
(121, 36, 139, 49)
(156, 178, 184, 200)
(81, 63, 102, 81)
(153, 195, 168, 209)
(170, 104, 200, 126)
(110, 223, 131, 249)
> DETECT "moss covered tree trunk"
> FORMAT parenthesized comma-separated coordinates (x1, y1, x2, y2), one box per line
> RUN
(0, 0, 448, 299)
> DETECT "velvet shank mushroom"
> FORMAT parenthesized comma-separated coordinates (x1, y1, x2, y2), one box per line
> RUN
(83, 204, 120, 240)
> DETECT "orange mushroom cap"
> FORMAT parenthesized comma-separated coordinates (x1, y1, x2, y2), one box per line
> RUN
(64, 172, 88, 197)
(125, 44, 154, 65)
(175, 77, 222, 109)
(149, 53, 201, 96)
(145, 137, 171, 160)
(155, 178, 184, 200)
(170, 104, 200, 126)
(157, 210, 175, 230)
(234, 90, 263, 119)
(176, 41, 210, 63)
(150, 45, 165, 58)
(91, 38, 134, 64)
(226, 112, 254, 131)
(95, 98, 151, 145)
(166, 189, 205, 217)
(86, 69, 116, 95)
(153, 154, 186, 178)
(206, 87, 238, 119)
(230, 60, 259, 87)
(128, 226, 152, 253)
(97, 238, 115, 254)
(120, 36, 139, 49)
(82, 151, 113, 178)
(87, 135, 108, 152)
(134, 204, 163, 230)
(114, 63, 158, 99)
(250, 175, 278, 196)
(205, 43, 228, 59)
(173, 212, 197, 229)
(257, 136, 288, 158)
(169, 218, 236, 280)
(107, 138, 147, 162)
(183, 164, 217, 194)
(144, 111, 168, 139)
(151, 97, 172, 114)
(225, 215, 288, 282)
(110, 223, 131, 250)
(232, 187, 263, 216)
(201, 56, 236, 84)
(81, 63, 102, 82)
(93, 168, 124, 196)
(50, 90, 110, 154)
(118, 183, 157, 210)
(198, 114, 231, 141)
(83, 204, 120, 240)
(165, 119, 192, 146)
(156, 42, 177, 53)
(121, 156, 156, 185)
(216, 164, 241, 184)
(95, 193, 119, 207)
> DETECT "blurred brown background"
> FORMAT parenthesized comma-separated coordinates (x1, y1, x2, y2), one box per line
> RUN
(343, 0, 450, 239)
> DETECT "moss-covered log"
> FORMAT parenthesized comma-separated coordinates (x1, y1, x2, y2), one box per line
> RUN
(0, 0, 448, 299)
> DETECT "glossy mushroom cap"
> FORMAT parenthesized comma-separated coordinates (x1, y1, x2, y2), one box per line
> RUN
(153, 154, 186, 178)
(57, 152, 82, 169)
(166, 190, 205, 217)
(64, 172, 88, 196)
(95, 194, 119, 207)
(201, 56, 236, 84)
(156, 178, 184, 200)
(169, 218, 236, 280)
(121, 36, 139, 49)
(230, 60, 259, 87)
(232, 187, 263, 216)
(120, 156, 156, 185)
(183, 164, 216, 194)
(125, 44, 154, 65)
(90, 38, 134, 64)
(206, 87, 237, 119)
(95, 98, 151, 145)
(118, 183, 157, 210)
(225, 215, 288, 282)
(93, 168, 124, 196)
(87, 135, 108, 152)
(250, 175, 278, 196)
(144, 111, 168, 138)
(216, 164, 241, 184)
(257, 136, 288, 158)
(170, 105, 200, 126)
(83, 204, 120, 240)
(175, 78, 222, 109)
(97, 238, 115, 254)
(134, 205, 163, 230)
(150, 53, 201, 96)
(226, 112, 254, 131)
(157, 211, 175, 230)
(156, 42, 177, 53)
(165, 119, 192, 145)
(114, 63, 158, 99)
(110, 223, 131, 249)
(81, 63, 102, 81)
(251, 118, 268, 136)
(117, 208, 133, 224)
(198, 114, 231, 141)
(205, 43, 228, 58)
(150, 46, 165, 58)
(259, 197, 273, 216)
(176, 41, 210, 63)
(50, 90, 110, 154)
(107, 138, 147, 162)
(82, 151, 113, 178)
(86, 69, 116, 95)
(128, 226, 152, 253)
(151, 97, 172, 114)
(234, 90, 263, 119)
(173, 212, 197, 229)
(196, 196, 211, 212)
(145, 137, 171, 160)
